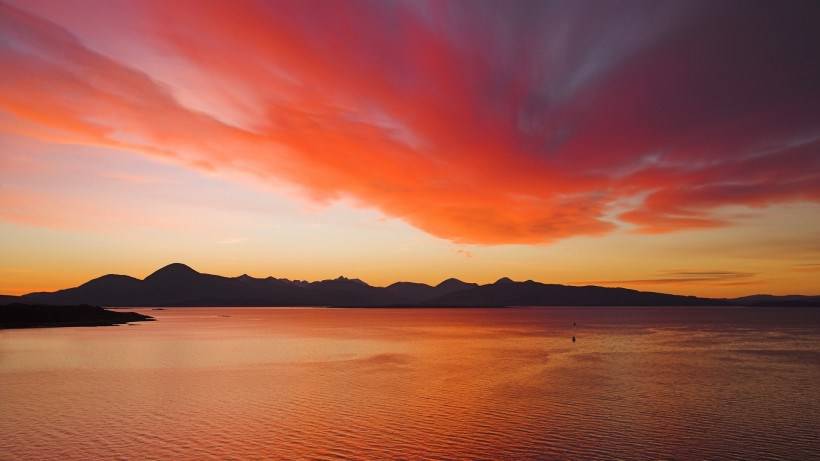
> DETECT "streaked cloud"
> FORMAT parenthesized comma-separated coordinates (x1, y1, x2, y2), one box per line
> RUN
(791, 263, 820, 273)
(582, 270, 756, 286)
(1, 1, 818, 244)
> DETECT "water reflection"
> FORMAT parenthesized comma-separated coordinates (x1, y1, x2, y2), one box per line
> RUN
(1, 307, 818, 460)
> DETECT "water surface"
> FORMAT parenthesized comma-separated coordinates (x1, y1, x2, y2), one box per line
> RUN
(2, 307, 819, 460)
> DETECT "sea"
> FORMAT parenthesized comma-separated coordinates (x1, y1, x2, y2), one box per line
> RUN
(1, 307, 819, 460)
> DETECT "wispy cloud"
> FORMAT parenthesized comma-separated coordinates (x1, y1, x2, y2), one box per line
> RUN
(791, 263, 820, 272)
(581, 270, 756, 286)
(453, 248, 473, 258)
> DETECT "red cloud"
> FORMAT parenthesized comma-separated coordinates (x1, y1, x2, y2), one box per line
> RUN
(1, 1, 818, 243)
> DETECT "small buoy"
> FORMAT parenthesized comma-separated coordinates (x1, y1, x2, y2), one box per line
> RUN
(572, 335, 576, 343)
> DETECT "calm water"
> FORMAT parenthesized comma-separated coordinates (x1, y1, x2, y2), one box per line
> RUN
(1, 307, 819, 460)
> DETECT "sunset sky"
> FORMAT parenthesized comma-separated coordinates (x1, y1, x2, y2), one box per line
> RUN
(1, 0, 819, 297)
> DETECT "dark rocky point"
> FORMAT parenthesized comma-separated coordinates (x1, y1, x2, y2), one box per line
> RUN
(0, 303, 154, 329)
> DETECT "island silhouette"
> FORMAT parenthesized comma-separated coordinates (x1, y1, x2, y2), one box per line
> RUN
(2, 263, 817, 307)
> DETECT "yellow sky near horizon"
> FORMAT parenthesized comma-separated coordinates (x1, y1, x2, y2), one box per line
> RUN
(2, 145, 818, 298)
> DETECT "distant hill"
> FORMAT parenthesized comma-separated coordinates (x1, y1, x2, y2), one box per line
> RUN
(730, 294, 820, 307)
(2, 263, 815, 307)
(426, 278, 718, 307)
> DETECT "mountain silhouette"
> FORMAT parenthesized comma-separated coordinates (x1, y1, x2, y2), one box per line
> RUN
(428, 280, 714, 307)
(729, 294, 820, 307)
(436, 278, 477, 292)
(145, 262, 200, 282)
(4, 263, 818, 307)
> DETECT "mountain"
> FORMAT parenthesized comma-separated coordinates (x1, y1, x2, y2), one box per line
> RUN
(15, 264, 394, 307)
(384, 278, 478, 304)
(427, 280, 718, 307)
(2, 263, 815, 307)
(436, 278, 478, 293)
(3, 263, 709, 307)
(730, 294, 820, 307)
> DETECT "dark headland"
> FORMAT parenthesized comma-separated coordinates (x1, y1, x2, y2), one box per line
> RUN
(0, 303, 154, 329)
(2, 263, 818, 308)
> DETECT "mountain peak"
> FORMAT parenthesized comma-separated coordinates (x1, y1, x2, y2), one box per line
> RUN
(436, 278, 468, 288)
(434, 278, 477, 296)
(334, 276, 368, 286)
(145, 263, 199, 281)
(494, 277, 514, 285)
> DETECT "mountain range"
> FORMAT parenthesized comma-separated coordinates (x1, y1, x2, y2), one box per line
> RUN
(2, 263, 818, 307)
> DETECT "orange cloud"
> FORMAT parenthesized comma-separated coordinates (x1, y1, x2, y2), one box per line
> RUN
(1, 1, 818, 244)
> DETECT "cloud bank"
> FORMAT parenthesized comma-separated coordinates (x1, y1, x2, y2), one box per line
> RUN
(1, 0, 818, 243)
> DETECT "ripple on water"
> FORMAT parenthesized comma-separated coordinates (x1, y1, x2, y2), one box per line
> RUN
(1, 307, 819, 460)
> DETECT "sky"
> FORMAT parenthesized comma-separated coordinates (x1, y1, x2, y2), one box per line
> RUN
(1, 0, 819, 297)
